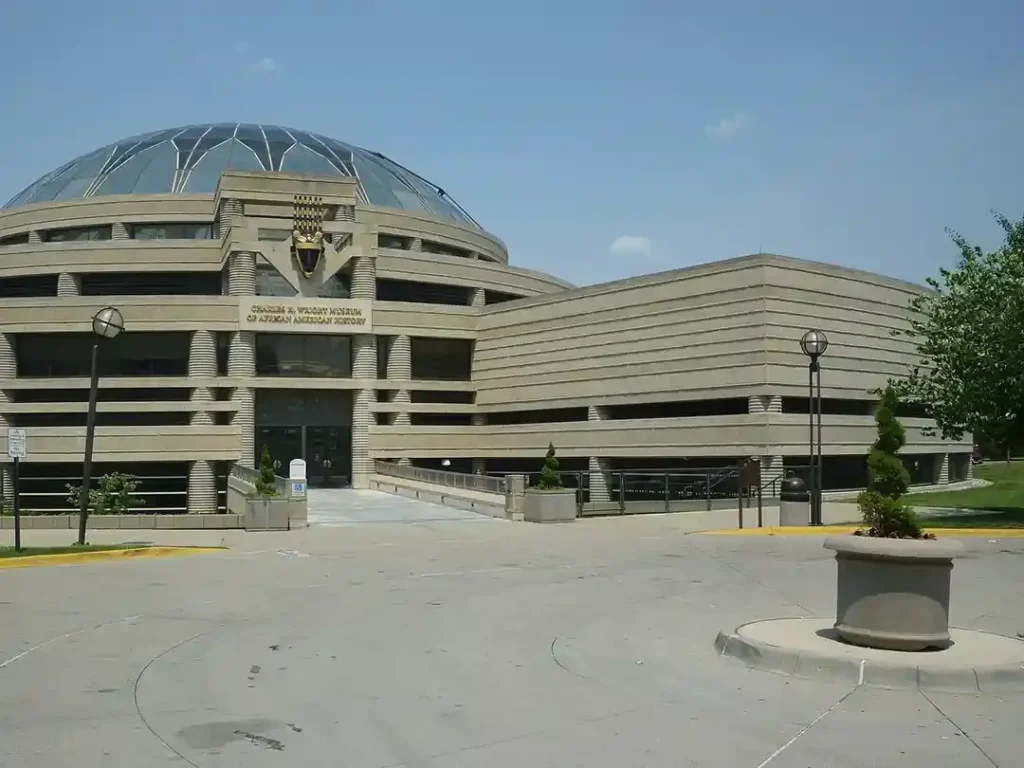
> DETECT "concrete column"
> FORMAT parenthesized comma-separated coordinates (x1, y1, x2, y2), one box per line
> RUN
(334, 204, 355, 222)
(228, 252, 257, 296)
(471, 413, 487, 475)
(28, 231, 41, 244)
(0, 333, 15, 378)
(470, 287, 485, 307)
(219, 199, 242, 238)
(228, 330, 256, 467)
(408, 238, 422, 251)
(587, 404, 609, 422)
(765, 395, 782, 413)
(111, 222, 129, 240)
(747, 395, 781, 414)
(350, 256, 376, 300)
(57, 273, 81, 297)
(386, 334, 412, 462)
(759, 455, 785, 493)
(0, 390, 8, 429)
(189, 330, 217, 426)
(187, 460, 217, 514)
(1, 464, 12, 507)
(352, 389, 374, 488)
(231, 388, 255, 468)
(588, 456, 611, 502)
(934, 453, 950, 485)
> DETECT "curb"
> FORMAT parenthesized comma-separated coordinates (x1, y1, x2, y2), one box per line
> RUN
(694, 526, 1024, 538)
(0, 546, 225, 569)
(715, 624, 1024, 694)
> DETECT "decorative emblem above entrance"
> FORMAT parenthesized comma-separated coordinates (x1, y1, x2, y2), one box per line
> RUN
(291, 194, 326, 277)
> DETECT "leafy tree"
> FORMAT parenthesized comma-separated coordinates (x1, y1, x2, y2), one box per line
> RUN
(66, 472, 144, 515)
(856, 386, 927, 539)
(893, 212, 1024, 462)
(537, 443, 563, 489)
(255, 445, 280, 496)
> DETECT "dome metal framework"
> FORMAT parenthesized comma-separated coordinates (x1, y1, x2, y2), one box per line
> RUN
(3, 123, 479, 228)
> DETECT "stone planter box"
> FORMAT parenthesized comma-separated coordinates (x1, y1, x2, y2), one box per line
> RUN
(522, 488, 577, 523)
(824, 536, 965, 651)
(244, 498, 292, 531)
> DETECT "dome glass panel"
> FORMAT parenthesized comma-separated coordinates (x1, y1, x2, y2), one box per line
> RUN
(4, 122, 479, 228)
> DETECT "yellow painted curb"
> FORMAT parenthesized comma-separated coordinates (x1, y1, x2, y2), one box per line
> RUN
(0, 546, 225, 569)
(692, 526, 1024, 538)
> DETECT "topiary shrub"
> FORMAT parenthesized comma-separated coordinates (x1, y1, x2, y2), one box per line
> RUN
(66, 472, 144, 514)
(537, 443, 563, 490)
(855, 386, 932, 539)
(254, 445, 280, 497)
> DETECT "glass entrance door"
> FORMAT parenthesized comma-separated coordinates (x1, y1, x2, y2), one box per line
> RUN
(305, 426, 351, 488)
(256, 426, 303, 476)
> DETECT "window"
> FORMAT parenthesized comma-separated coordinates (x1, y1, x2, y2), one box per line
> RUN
(43, 226, 112, 242)
(129, 223, 214, 240)
(410, 337, 473, 381)
(376, 278, 470, 305)
(15, 332, 190, 377)
(422, 240, 471, 259)
(377, 234, 409, 250)
(255, 334, 352, 378)
(485, 290, 525, 304)
(0, 233, 30, 246)
(80, 272, 221, 295)
(0, 274, 58, 298)
(377, 336, 392, 379)
(256, 262, 297, 297)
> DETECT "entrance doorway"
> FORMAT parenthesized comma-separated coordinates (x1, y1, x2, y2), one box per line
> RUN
(255, 390, 353, 489)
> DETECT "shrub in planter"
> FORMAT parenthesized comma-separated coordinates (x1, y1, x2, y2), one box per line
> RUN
(854, 385, 934, 540)
(254, 445, 280, 497)
(537, 443, 563, 489)
(66, 472, 144, 515)
(523, 443, 576, 523)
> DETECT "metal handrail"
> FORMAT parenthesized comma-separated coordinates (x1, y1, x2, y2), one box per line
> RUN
(375, 461, 507, 494)
(231, 463, 289, 496)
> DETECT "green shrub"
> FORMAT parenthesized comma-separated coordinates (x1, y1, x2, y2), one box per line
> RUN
(254, 445, 280, 497)
(537, 443, 563, 490)
(856, 386, 927, 539)
(66, 472, 144, 515)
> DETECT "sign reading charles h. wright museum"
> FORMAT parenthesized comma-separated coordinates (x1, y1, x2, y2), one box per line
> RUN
(239, 298, 372, 334)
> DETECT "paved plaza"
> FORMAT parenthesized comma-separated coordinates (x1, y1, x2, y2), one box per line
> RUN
(2, 494, 1023, 766)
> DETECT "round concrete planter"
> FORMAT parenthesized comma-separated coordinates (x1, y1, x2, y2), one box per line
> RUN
(823, 536, 965, 652)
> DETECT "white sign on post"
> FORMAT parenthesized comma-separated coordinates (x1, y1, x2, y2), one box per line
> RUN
(289, 458, 307, 498)
(7, 428, 27, 460)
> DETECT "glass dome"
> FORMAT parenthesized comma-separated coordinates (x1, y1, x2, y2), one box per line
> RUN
(4, 123, 480, 228)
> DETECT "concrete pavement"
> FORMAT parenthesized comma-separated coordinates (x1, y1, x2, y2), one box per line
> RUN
(1, 511, 1023, 766)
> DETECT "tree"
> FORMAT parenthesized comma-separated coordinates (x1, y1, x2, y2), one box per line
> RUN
(254, 445, 280, 496)
(856, 386, 927, 539)
(66, 472, 144, 515)
(893, 212, 1024, 461)
(537, 443, 563, 489)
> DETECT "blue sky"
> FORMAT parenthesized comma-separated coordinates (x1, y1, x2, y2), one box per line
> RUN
(1, 0, 1022, 285)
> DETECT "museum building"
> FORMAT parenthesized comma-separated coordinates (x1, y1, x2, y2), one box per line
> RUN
(0, 123, 971, 513)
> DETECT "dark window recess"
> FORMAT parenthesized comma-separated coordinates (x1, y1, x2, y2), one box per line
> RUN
(255, 333, 353, 378)
(215, 332, 230, 376)
(780, 397, 929, 418)
(484, 290, 524, 304)
(43, 225, 111, 242)
(376, 390, 395, 403)
(318, 271, 351, 299)
(411, 337, 473, 381)
(376, 278, 470, 306)
(0, 232, 30, 246)
(13, 387, 190, 403)
(0, 274, 58, 298)
(214, 412, 233, 426)
(13, 412, 192, 427)
(374, 413, 390, 426)
(410, 390, 474, 404)
(14, 461, 188, 514)
(80, 272, 221, 295)
(487, 407, 588, 425)
(15, 332, 190, 377)
(410, 413, 474, 426)
(255, 390, 353, 426)
(606, 398, 749, 420)
(422, 240, 471, 259)
(129, 223, 213, 240)
(256, 262, 297, 297)
(377, 234, 409, 249)
(412, 458, 475, 473)
(610, 457, 747, 472)
(377, 336, 392, 379)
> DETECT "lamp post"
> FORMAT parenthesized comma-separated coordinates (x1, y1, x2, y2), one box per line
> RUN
(77, 307, 124, 545)
(799, 329, 828, 526)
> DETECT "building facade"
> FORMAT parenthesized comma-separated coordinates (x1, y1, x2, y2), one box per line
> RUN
(0, 124, 970, 513)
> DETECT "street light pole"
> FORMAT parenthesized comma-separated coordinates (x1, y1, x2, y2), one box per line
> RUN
(77, 307, 124, 546)
(799, 329, 829, 526)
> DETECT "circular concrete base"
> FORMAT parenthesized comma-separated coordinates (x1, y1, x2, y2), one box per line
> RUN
(715, 618, 1024, 693)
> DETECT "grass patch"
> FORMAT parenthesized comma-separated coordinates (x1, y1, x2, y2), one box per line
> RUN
(0, 544, 147, 559)
(903, 462, 1024, 529)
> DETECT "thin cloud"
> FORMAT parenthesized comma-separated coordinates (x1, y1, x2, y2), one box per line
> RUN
(233, 42, 280, 75)
(609, 235, 653, 256)
(251, 57, 278, 73)
(706, 113, 750, 139)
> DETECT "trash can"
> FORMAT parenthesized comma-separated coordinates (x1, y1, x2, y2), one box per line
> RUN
(779, 477, 809, 526)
